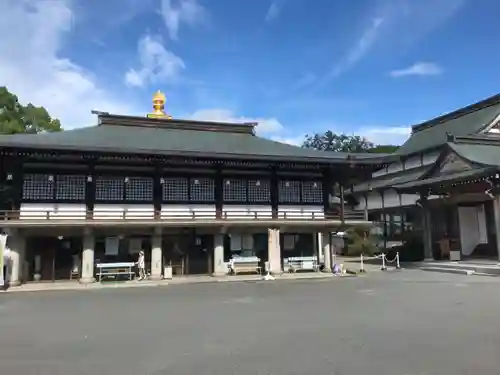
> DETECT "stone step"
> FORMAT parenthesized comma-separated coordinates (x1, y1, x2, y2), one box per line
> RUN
(420, 266, 475, 276)
(420, 262, 500, 275)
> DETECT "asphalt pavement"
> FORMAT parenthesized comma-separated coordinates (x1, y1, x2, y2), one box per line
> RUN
(1, 270, 500, 374)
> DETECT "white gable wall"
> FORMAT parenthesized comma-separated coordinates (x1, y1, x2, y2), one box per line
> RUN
(354, 149, 440, 211)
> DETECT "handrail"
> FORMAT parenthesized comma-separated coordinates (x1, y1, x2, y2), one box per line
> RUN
(0, 209, 367, 221)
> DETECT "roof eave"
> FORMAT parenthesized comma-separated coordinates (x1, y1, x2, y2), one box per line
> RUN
(0, 143, 387, 166)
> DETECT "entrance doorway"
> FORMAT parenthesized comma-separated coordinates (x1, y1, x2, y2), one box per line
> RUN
(26, 236, 82, 281)
(163, 232, 213, 275)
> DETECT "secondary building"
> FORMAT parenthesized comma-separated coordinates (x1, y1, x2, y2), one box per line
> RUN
(0, 92, 385, 285)
(351, 93, 500, 261)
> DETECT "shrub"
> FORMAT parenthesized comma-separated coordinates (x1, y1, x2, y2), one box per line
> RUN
(386, 232, 424, 262)
(345, 227, 377, 257)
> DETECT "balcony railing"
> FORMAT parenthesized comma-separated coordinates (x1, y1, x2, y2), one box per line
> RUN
(0, 209, 367, 222)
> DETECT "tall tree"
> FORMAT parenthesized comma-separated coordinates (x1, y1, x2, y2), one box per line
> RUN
(302, 131, 398, 154)
(0, 87, 62, 134)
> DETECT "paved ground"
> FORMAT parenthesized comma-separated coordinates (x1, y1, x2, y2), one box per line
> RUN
(1, 270, 500, 375)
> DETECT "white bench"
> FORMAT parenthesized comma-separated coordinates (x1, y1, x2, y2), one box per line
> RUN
(285, 256, 319, 273)
(96, 262, 135, 282)
(230, 257, 261, 275)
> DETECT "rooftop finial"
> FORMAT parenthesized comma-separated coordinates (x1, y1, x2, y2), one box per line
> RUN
(147, 90, 172, 119)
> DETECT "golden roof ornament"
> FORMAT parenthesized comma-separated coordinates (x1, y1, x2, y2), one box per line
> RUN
(147, 90, 172, 119)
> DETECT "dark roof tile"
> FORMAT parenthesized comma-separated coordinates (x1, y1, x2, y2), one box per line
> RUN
(396, 95, 500, 155)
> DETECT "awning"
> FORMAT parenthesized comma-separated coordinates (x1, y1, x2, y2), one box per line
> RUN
(392, 167, 497, 193)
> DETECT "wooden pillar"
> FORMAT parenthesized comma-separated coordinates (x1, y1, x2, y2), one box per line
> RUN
(214, 164, 223, 219)
(153, 164, 162, 219)
(5, 157, 23, 217)
(85, 160, 95, 219)
(270, 167, 279, 219)
(339, 184, 345, 224)
(398, 191, 405, 234)
(420, 192, 433, 260)
(380, 189, 387, 249)
(363, 194, 369, 221)
(322, 168, 333, 217)
(492, 194, 500, 262)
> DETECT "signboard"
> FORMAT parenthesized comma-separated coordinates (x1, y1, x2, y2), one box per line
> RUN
(105, 237, 119, 256)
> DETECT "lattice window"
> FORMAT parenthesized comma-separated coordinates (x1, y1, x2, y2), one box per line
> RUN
(301, 181, 323, 203)
(190, 178, 214, 202)
(223, 179, 247, 202)
(55, 175, 86, 201)
(126, 177, 153, 201)
(278, 180, 301, 203)
(162, 178, 189, 201)
(95, 176, 123, 201)
(22, 174, 54, 200)
(248, 179, 270, 203)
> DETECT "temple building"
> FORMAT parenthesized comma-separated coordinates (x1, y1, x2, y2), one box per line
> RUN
(351, 93, 500, 261)
(0, 91, 385, 285)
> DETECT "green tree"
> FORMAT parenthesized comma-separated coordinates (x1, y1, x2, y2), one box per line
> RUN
(302, 131, 398, 154)
(0, 87, 62, 134)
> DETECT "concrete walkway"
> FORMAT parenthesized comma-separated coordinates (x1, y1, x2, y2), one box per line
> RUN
(3, 272, 330, 293)
(2, 257, 387, 294)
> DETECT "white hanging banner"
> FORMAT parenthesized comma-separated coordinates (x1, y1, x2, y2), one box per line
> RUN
(0, 233, 8, 287)
(105, 237, 119, 256)
(230, 234, 242, 252)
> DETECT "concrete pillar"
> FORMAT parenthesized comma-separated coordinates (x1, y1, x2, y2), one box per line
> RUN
(8, 232, 26, 287)
(267, 228, 281, 274)
(212, 233, 225, 276)
(317, 232, 323, 263)
(322, 231, 332, 272)
(492, 196, 500, 262)
(80, 230, 95, 284)
(150, 229, 163, 280)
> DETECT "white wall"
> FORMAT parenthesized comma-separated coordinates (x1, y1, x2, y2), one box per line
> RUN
(354, 149, 440, 211)
(20, 203, 86, 220)
(222, 205, 272, 219)
(94, 204, 155, 220)
(160, 205, 216, 219)
(278, 205, 324, 219)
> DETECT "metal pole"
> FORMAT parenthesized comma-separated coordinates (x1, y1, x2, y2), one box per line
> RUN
(360, 253, 365, 273)
(396, 252, 401, 269)
(381, 253, 387, 271)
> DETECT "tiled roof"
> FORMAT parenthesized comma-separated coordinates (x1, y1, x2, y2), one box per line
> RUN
(0, 113, 391, 165)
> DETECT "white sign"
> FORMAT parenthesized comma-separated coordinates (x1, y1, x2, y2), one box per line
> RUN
(230, 234, 242, 251)
(105, 237, 119, 256)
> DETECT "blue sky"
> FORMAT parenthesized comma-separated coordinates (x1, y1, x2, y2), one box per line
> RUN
(1, 0, 499, 145)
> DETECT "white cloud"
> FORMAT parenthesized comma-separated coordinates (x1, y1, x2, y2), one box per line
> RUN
(270, 135, 305, 146)
(125, 34, 185, 87)
(328, 18, 384, 79)
(160, 0, 207, 40)
(0, 0, 138, 129)
(360, 126, 411, 145)
(265, 1, 284, 22)
(390, 62, 443, 77)
(321, 0, 465, 84)
(189, 109, 284, 135)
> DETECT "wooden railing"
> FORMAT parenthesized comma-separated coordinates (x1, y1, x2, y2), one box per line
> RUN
(0, 209, 367, 221)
